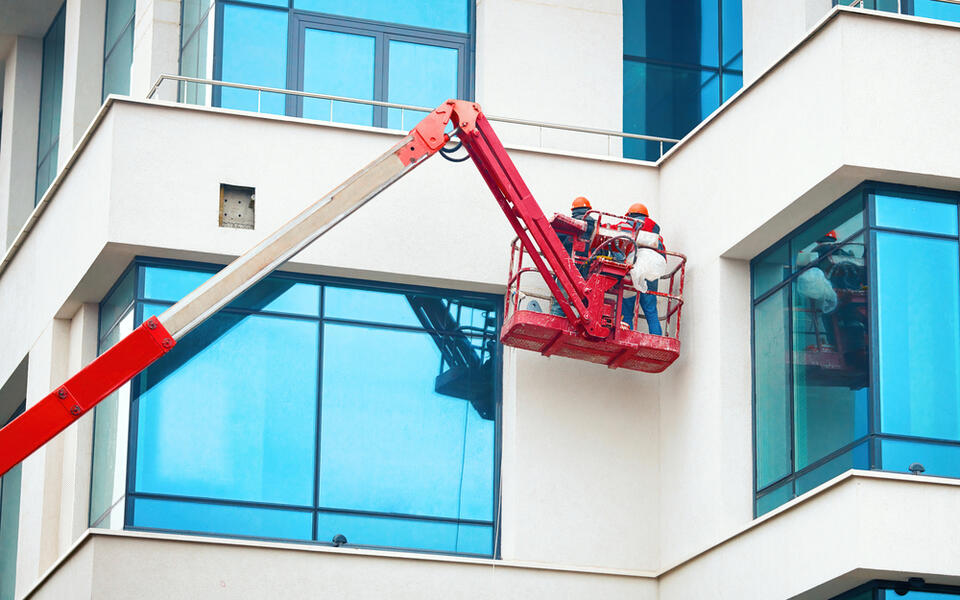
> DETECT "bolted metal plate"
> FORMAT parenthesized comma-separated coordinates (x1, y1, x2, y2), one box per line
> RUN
(220, 184, 255, 230)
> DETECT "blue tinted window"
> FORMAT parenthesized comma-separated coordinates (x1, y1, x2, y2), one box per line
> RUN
(302, 28, 376, 125)
(100, 266, 136, 337)
(876, 233, 960, 440)
(881, 439, 960, 478)
(911, 0, 960, 22)
(623, 0, 719, 67)
(722, 0, 743, 66)
(624, 61, 721, 161)
(753, 243, 790, 299)
(135, 307, 319, 505)
(133, 497, 313, 540)
(754, 287, 792, 489)
(386, 41, 458, 130)
(319, 324, 494, 519)
(36, 7, 66, 204)
(220, 5, 287, 114)
(722, 72, 742, 102)
(111, 261, 497, 555)
(795, 442, 869, 495)
(881, 590, 960, 599)
(874, 193, 958, 236)
(102, 0, 134, 99)
(316, 512, 491, 555)
(324, 287, 424, 327)
(293, 0, 469, 32)
(755, 480, 792, 516)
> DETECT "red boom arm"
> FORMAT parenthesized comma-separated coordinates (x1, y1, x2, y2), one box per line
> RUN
(0, 100, 612, 477)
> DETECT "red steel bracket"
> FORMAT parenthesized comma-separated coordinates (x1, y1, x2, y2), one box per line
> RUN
(396, 99, 482, 166)
(0, 316, 175, 477)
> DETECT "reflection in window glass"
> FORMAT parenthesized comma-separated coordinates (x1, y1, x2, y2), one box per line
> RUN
(877, 233, 960, 440)
(0, 405, 25, 600)
(102, 0, 135, 99)
(320, 324, 493, 519)
(302, 29, 376, 125)
(792, 239, 869, 469)
(100, 260, 498, 556)
(753, 243, 790, 299)
(754, 287, 792, 489)
(220, 4, 287, 114)
(387, 41, 458, 130)
(623, 0, 720, 67)
(881, 439, 960, 478)
(791, 194, 864, 269)
(795, 442, 868, 495)
(293, 0, 470, 32)
(134, 309, 319, 505)
(874, 193, 958, 236)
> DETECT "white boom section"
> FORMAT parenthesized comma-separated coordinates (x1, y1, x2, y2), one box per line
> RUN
(159, 135, 418, 340)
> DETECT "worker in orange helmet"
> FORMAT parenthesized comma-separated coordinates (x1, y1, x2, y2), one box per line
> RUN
(619, 202, 666, 335)
(551, 196, 597, 317)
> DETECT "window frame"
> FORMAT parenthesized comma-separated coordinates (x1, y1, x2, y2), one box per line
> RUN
(208, 0, 476, 124)
(35, 3, 67, 206)
(96, 256, 502, 557)
(750, 182, 960, 516)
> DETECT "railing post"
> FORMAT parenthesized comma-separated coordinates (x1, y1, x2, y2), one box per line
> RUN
(257, 88, 262, 113)
(659, 140, 664, 157)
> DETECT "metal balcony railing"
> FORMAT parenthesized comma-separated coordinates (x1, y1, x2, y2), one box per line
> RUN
(146, 74, 680, 160)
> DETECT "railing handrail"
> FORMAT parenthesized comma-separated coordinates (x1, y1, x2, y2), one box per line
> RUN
(146, 74, 681, 145)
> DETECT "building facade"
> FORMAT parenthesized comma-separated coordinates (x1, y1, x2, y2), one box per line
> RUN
(1, 0, 960, 598)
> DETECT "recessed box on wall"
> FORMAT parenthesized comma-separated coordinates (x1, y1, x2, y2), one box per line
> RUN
(219, 184, 255, 230)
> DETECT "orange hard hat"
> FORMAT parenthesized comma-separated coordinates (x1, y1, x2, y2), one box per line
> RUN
(572, 196, 591, 209)
(628, 202, 648, 216)
(825, 230, 837, 240)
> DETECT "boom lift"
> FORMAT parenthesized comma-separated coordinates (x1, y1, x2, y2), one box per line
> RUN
(0, 100, 685, 478)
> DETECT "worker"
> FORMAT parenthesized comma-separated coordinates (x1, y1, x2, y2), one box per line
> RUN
(551, 197, 596, 316)
(619, 202, 665, 335)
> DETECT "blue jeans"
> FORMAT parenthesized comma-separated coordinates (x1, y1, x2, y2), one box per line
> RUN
(622, 279, 662, 335)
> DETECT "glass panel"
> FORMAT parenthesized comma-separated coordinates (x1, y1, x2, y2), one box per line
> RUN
(791, 192, 864, 269)
(623, 0, 720, 67)
(722, 72, 742, 102)
(100, 267, 136, 337)
(874, 192, 958, 236)
(219, 5, 287, 114)
(232, 278, 320, 316)
(386, 41, 458, 130)
(142, 265, 211, 302)
(293, 0, 470, 33)
(37, 9, 65, 159)
(911, 0, 960, 22)
(753, 242, 790, 299)
(132, 497, 312, 540)
(302, 28, 376, 126)
(755, 479, 793, 516)
(877, 233, 960, 439)
(754, 287, 792, 489)
(881, 590, 960, 599)
(181, 0, 205, 37)
(0, 463, 22, 600)
(623, 61, 721, 161)
(104, 0, 136, 52)
(721, 0, 743, 66)
(319, 324, 495, 521)
(35, 149, 58, 204)
(89, 312, 134, 526)
(315, 512, 491, 554)
(792, 238, 869, 469)
(323, 286, 424, 327)
(134, 308, 319, 506)
(102, 21, 133, 99)
(105, 0, 135, 50)
(881, 439, 960, 478)
(179, 12, 210, 105)
(795, 442, 869, 495)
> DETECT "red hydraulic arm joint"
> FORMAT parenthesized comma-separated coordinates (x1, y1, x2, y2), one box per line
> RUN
(0, 317, 175, 476)
(401, 100, 605, 339)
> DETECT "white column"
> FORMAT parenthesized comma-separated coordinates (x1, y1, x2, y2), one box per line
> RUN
(129, 0, 181, 101)
(15, 318, 71, 597)
(0, 37, 43, 250)
(57, 304, 99, 555)
(58, 0, 107, 167)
